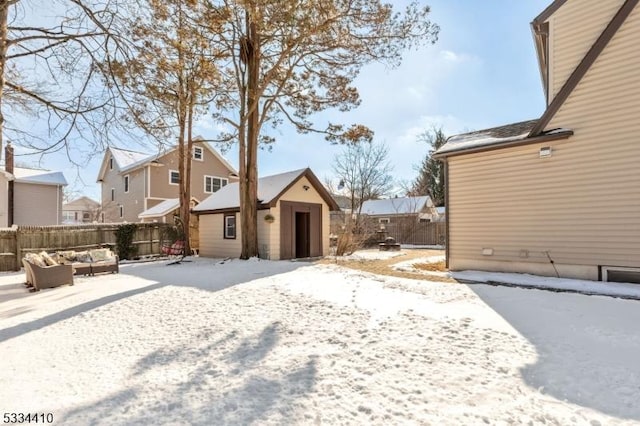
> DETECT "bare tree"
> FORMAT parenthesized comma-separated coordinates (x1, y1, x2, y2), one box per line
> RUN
(109, 0, 225, 252)
(208, 0, 439, 258)
(0, 0, 130, 164)
(331, 140, 394, 226)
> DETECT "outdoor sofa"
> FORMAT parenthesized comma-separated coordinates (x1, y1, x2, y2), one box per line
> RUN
(22, 256, 74, 291)
(56, 248, 120, 276)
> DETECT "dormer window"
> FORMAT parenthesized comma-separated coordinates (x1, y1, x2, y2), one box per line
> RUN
(193, 146, 203, 161)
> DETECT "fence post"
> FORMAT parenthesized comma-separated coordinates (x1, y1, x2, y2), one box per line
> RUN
(14, 226, 20, 271)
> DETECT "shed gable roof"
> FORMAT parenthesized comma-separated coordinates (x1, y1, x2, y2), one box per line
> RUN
(194, 168, 339, 214)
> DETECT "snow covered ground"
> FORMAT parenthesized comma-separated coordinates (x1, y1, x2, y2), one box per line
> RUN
(1, 258, 640, 425)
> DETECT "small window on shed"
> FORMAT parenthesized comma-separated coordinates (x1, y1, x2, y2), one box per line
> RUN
(224, 214, 236, 239)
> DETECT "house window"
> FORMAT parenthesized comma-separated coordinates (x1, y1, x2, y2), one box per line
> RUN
(224, 214, 236, 239)
(205, 176, 228, 193)
(379, 218, 390, 224)
(109, 157, 113, 170)
(74, 212, 78, 221)
(193, 146, 203, 161)
(119, 205, 124, 218)
(83, 212, 90, 220)
(169, 170, 180, 185)
(111, 188, 115, 201)
(124, 175, 130, 193)
(419, 218, 431, 223)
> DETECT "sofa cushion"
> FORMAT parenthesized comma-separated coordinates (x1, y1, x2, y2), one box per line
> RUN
(89, 248, 115, 262)
(57, 250, 77, 263)
(39, 251, 59, 266)
(25, 253, 47, 268)
(74, 251, 93, 263)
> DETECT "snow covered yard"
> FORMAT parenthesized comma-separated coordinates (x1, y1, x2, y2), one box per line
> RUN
(1, 258, 640, 425)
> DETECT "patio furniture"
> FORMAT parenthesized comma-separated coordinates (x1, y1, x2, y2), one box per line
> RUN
(162, 240, 186, 265)
(22, 259, 74, 292)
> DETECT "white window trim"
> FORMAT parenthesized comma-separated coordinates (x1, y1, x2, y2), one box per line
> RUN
(204, 175, 229, 193)
(124, 175, 130, 193)
(224, 214, 236, 239)
(169, 169, 179, 185)
(193, 146, 204, 161)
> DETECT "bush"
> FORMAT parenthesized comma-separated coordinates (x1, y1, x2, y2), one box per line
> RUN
(114, 223, 138, 260)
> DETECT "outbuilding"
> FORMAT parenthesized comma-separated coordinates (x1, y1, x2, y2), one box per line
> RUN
(193, 168, 339, 260)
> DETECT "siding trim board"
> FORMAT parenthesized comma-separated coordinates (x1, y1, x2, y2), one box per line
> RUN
(529, 0, 640, 136)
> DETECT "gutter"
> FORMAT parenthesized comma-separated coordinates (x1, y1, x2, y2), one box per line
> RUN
(433, 131, 573, 160)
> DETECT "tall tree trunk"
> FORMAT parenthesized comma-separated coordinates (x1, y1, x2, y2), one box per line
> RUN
(240, 9, 260, 259)
(0, 1, 9, 161)
(183, 91, 194, 255)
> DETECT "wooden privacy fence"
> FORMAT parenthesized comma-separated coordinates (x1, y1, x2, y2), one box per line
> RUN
(0, 223, 172, 272)
(382, 222, 446, 246)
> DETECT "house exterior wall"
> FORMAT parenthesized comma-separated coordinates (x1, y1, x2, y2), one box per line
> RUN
(149, 141, 237, 201)
(13, 182, 63, 226)
(101, 164, 146, 223)
(548, 0, 623, 101)
(62, 198, 99, 223)
(447, 4, 640, 280)
(0, 174, 8, 227)
(100, 141, 237, 223)
(199, 209, 273, 259)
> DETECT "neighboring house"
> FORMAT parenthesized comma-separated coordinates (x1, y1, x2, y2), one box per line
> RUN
(62, 196, 100, 224)
(96, 139, 238, 223)
(193, 168, 339, 260)
(360, 196, 436, 224)
(0, 145, 67, 226)
(434, 0, 640, 283)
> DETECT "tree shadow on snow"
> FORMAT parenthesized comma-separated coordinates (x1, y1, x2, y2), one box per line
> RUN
(60, 322, 317, 425)
(469, 284, 640, 421)
(0, 259, 303, 344)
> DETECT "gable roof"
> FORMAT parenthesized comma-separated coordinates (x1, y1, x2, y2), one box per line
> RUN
(361, 196, 432, 216)
(63, 196, 100, 209)
(12, 167, 67, 186)
(530, 0, 639, 136)
(97, 138, 238, 182)
(193, 168, 340, 214)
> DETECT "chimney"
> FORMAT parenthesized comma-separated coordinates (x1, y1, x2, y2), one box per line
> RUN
(5, 143, 14, 225)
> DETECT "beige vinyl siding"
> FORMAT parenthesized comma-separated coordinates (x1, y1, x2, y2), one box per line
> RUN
(549, 0, 623, 101)
(149, 141, 238, 201)
(101, 166, 145, 222)
(199, 210, 274, 259)
(13, 182, 62, 226)
(448, 4, 640, 280)
(199, 212, 242, 258)
(272, 176, 331, 258)
(0, 174, 8, 226)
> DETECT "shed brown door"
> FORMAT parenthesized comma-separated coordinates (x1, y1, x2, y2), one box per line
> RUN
(280, 201, 322, 259)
